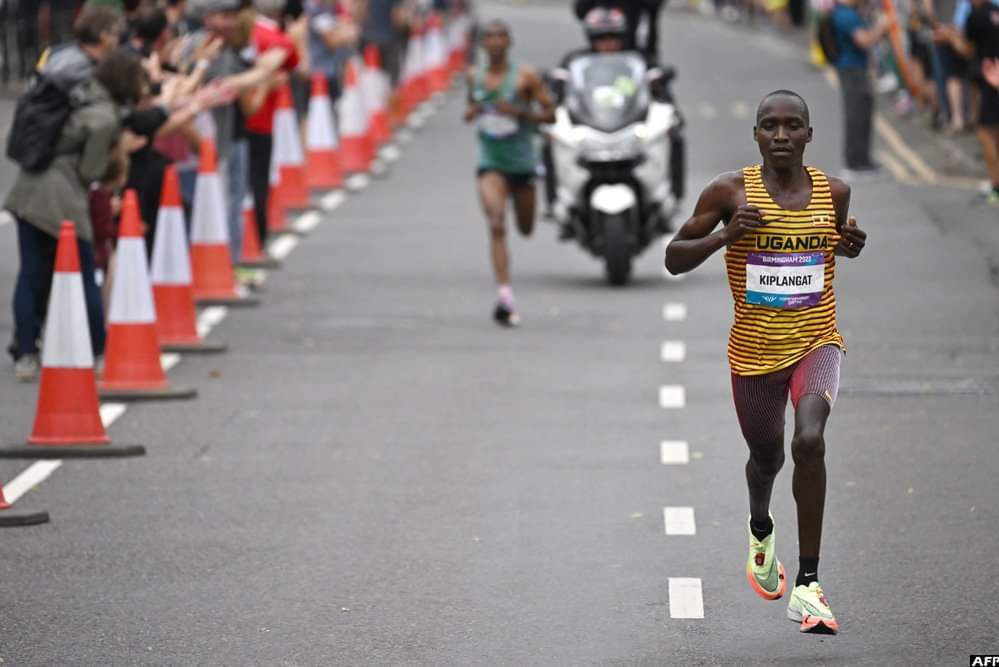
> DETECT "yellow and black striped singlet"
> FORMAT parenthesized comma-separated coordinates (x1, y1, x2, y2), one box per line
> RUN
(724, 165, 845, 376)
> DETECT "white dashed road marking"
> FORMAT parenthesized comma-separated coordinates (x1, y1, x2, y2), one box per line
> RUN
(668, 578, 705, 619)
(268, 234, 299, 261)
(664, 507, 697, 535)
(659, 385, 686, 409)
(660, 341, 686, 363)
(293, 211, 322, 234)
(660, 440, 690, 465)
(663, 302, 687, 322)
(320, 190, 346, 212)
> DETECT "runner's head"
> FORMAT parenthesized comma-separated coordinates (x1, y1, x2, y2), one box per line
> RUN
(583, 7, 627, 53)
(754, 90, 812, 167)
(480, 19, 512, 63)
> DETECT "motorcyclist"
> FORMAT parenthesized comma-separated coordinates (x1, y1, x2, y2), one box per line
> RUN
(572, 0, 666, 61)
(543, 7, 683, 229)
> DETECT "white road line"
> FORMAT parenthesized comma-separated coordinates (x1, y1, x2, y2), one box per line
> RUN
(268, 234, 300, 261)
(160, 353, 181, 372)
(660, 440, 690, 465)
(668, 577, 704, 619)
(660, 341, 686, 363)
(292, 211, 321, 234)
(345, 173, 370, 192)
(100, 403, 128, 427)
(664, 507, 697, 535)
(320, 190, 346, 212)
(732, 100, 750, 119)
(2, 461, 62, 504)
(698, 102, 717, 119)
(663, 302, 687, 322)
(659, 385, 686, 409)
(196, 306, 229, 337)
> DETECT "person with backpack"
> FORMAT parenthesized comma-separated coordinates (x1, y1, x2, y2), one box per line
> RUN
(826, 0, 895, 178)
(4, 49, 147, 382)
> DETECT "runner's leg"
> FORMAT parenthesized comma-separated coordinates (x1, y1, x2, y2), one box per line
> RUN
(511, 179, 536, 237)
(477, 171, 511, 285)
(732, 372, 789, 525)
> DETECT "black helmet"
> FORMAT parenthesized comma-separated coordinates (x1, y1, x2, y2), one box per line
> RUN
(583, 7, 627, 41)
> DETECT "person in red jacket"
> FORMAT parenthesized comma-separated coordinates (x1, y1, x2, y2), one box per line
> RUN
(245, 0, 300, 246)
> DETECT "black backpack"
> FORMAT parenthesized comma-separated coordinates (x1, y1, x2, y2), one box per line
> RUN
(816, 10, 841, 65)
(5, 75, 75, 173)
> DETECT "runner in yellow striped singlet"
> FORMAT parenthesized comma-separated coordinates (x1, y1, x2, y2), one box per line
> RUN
(664, 91, 868, 636)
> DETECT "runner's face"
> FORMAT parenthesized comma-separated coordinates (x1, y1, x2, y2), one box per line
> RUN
(482, 29, 510, 60)
(754, 97, 812, 167)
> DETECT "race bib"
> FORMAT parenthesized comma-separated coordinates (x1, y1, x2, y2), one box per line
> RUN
(745, 252, 825, 309)
(478, 110, 519, 139)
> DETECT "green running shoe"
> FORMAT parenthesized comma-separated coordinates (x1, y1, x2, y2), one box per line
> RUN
(787, 582, 839, 634)
(745, 515, 786, 600)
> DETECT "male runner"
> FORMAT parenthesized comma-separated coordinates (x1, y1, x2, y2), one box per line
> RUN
(664, 91, 868, 635)
(464, 20, 555, 327)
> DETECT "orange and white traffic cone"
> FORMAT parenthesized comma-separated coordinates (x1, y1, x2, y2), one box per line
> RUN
(0, 222, 144, 459)
(239, 195, 280, 269)
(152, 165, 227, 353)
(190, 138, 259, 306)
(401, 23, 428, 114)
(362, 45, 392, 147)
(448, 12, 470, 75)
(98, 190, 197, 401)
(424, 12, 449, 94)
(305, 73, 344, 190)
(0, 481, 49, 526)
(338, 59, 374, 174)
(269, 83, 310, 211)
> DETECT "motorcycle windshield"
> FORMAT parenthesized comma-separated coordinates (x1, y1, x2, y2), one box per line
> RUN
(567, 53, 649, 133)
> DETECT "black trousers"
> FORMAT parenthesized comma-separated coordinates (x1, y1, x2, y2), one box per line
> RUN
(246, 131, 273, 244)
(837, 67, 874, 169)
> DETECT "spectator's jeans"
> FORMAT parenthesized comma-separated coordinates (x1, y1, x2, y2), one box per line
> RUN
(246, 131, 273, 245)
(226, 139, 249, 263)
(12, 218, 105, 360)
(837, 67, 874, 169)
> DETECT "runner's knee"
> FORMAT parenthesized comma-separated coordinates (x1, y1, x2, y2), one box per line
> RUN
(791, 430, 825, 466)
(489, 223, 507, 241)
(749, 444, 785, 477)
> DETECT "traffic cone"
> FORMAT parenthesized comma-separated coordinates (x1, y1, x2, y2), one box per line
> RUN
(305, 73, 344, 190)
(152, 166, 227, 353)
(338, 59, 373, 174)
(190, 138, 259, 306)
(0, 482, 49, 526)
(363, 45, 392, 147)
(447, 14, 465, 74)
(98, 190, 197, 401)
(401, 23, 427, 113)
(269, 83, 310, 211)
(0, 222, 144, 459)
(239, 195, 280, 268)
(424, 12, 449, 93)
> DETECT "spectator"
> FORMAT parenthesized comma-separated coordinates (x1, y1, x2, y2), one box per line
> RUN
(363, 0, 405, 83)
(165, 0, 200, 37)
(245, 0, 300, 250)
(830, 0, 896, 176)
(35, 4, 122, 84)
(308, 0, 362, 102)
(962, 0, 999, 203)
(932, 0, 972, 132)
(5, 49, 146, 381)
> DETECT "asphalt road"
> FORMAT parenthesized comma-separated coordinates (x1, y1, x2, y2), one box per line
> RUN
(1, 3, 998, 664)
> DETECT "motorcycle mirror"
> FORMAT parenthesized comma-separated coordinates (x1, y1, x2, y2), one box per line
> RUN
(550, 68, 570, 81)
(647, 66, 677, 84)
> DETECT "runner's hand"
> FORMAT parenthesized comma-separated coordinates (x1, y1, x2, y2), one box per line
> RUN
(721, 205, 763, 245)
(493, 100, 524, 119)
(463, 103, 481, 122)
(983, 59, 999, 90)
(836, 216, 866, 258)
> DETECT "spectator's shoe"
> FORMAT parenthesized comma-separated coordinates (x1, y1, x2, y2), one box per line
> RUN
(985, 190, 999, 207)
(787, 582, 839, 635)
(14, 354, 40, 383)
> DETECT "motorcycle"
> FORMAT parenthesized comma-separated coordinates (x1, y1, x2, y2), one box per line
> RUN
(546, 52, 685, 286)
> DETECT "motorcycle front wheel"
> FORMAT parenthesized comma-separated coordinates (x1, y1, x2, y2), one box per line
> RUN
(602, 211, 634, 287)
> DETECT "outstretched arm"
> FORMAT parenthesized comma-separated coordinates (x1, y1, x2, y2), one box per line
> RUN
(665, 173, 761, 274)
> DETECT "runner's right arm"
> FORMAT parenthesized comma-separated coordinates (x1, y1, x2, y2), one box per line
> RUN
(463, 67, 481, 122)
(664, 173, 763, 274)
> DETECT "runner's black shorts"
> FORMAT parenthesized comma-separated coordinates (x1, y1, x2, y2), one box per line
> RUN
(477, 168, 535, 190)
(980, 83, 999, 126)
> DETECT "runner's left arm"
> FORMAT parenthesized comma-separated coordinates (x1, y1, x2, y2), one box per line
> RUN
(829, 176, 866, 258)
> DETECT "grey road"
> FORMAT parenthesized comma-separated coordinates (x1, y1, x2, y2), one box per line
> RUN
(1, 2, 997, 664)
